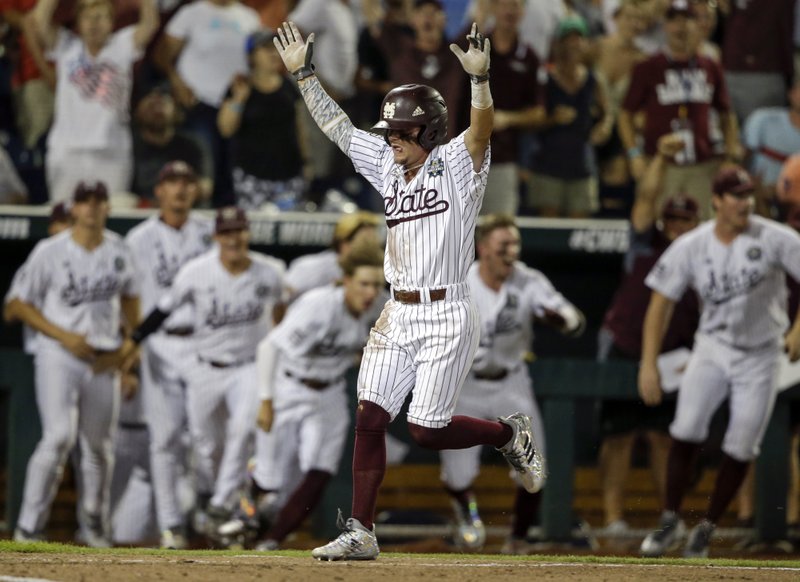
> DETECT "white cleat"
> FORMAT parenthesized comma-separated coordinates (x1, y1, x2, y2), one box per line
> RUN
(160, 527, 188, 550)
(311, 511, 380, 561)
(497, 413, 546, 493)
(640, 511, 686, 557)
(450, 499, 486, 551)
(255, 539, 280, 551)
(13, 528, 45, 544)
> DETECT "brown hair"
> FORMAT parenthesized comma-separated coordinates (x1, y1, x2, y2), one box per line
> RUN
(475, 213, 518, 244)
(338, 240, 385, 277)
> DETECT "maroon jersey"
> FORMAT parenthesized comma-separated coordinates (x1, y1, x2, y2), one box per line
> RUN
(603, 225, 700, 358)
(487, 35, 542, 163)
(721, 0, 794, 81)
(623, 52, 730, 162)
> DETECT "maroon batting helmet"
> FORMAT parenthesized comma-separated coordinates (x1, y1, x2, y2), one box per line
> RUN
(372, 84, 448, 151)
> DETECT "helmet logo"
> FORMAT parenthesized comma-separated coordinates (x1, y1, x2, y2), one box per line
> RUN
(412, 106, 425, 117)
(383, 102, 397, 119)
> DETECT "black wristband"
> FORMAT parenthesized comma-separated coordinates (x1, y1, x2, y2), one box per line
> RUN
(293, 65, 316, 82)
(131, 307, 170, 345)
(470, 72, 490, 84)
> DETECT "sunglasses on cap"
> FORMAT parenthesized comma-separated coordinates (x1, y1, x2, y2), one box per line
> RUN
(73, 181, 109, 203)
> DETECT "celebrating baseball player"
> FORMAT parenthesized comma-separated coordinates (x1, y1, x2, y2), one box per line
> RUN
(11, 182, 140, 546)
(440, 214, 585, 554)
(273, 20, 543, 561)
(124, 161, 213, 549)
(224, 241, 386, 551)
(639, 166, 800, 558)
(125, 207, 284, 537)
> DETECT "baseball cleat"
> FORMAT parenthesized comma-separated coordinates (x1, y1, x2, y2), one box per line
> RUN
(450, 498, 486, 551)
(683, 519, 715, 558)
(497, 413, 546, 494)
(640, 510, 686, 557)
(500, 536, 534, 556)
(311, 510, 379, 561)
(13, 527, 45, 544)
(255, 538, 280, 551)
(160, 526, 188, 550)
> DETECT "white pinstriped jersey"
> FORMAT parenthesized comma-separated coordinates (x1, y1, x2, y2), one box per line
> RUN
(12, 229, 139, 351)
(125, 215, 213, 329)
(349, 129, 490, 289)
(646, 215, 800, 348)
(469, 261, 578, 373)
(284, 249, 341, 298)
(158, 250, 284, 363)
(266, 285, 372, 382)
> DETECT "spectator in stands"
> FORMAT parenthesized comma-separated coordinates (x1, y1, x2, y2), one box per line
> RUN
(0, 143, 28, 203)
(719, 0, 795, 124)
(132, 83, 213, 204)
(29, 0, 159, 202)
(1, 0, 55, 149)
(383, 0, 466, 139)
(593, 0, 647, 218)
(693, 0, 719, 62)
(619, 0, 740, 220)
(218, 29, 310, 211)
(478, 0, 544, 217)
(527, 16, 612, 218)
(154, 0, 261, 206)
(742, 78, 800, 211)
(597, 132, 700, 535)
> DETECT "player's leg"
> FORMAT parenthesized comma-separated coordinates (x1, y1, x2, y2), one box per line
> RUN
(213, 364, 259, 512)
(75, 367, 120, 547)
(258, 387, 350, 549)
(110, 427, 159, 546)
(15, 348, 83, 539)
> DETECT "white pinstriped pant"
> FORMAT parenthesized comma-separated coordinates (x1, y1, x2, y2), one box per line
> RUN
(358, 284, 480, 429)
(18, 344, 119, 534)
(439, 366, 546, 490)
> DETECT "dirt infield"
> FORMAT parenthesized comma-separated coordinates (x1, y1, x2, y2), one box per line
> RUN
(3, 552, 800, 582)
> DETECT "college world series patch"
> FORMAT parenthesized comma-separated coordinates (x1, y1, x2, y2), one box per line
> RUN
(428, 157, 444, 178)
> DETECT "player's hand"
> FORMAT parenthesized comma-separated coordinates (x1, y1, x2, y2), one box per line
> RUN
(784, 327, 800, 362)
(92, 338, 133, 373)
(450, 22, 490, 76)
(61, 332, 95, 361)
(120, 370, 139, 401)
(538, 308, 567, 330)
(257, 399, 274, 432)
(657, 132, 686, 159)
(274, 21, 315, 75)
(638, 362, 663, 406)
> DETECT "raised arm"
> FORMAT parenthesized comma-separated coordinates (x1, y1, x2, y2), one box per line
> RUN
(631, 132, 685, 232)
(133, 0, 159, 51)
(450, 23, 493, 171)
(273, 21, 355, 155)
(29, 0, 59, 52)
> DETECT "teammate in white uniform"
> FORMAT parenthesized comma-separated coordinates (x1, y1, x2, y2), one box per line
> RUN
(274, 21, 544, 561)
(236, 242, 385, 551)
(11, 182, 140, 546)
(126, 207, 284, 533)
(639, 166, 800, 558)
(440, 214, 585, 554)
(124, 161, 213, 548)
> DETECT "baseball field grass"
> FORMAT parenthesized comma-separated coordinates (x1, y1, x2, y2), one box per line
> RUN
(3, 540, 800, 581)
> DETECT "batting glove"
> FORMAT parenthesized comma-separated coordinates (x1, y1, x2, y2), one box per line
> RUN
(274, 21, 315, 81)
(450, 22, 491, 83)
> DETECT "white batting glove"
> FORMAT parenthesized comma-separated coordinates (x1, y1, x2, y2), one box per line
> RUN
(449, 22, 491, 78)
(273, 21, 315, 79)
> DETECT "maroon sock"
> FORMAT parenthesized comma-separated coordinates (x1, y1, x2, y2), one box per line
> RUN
(664, 438, 701, 513)
(408, 416, 513, 450)
(706, 454, 750, 524)
(510, 487, 541, 539)
(264, 470, 331, 543)
(446, 486, 474, 513)
(351, 401, 391, 530)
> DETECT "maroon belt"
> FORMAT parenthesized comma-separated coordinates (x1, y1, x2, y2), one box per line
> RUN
(393, 288, 447, 304)
(285, 370, 332, 390)
(473, 369, 509, 381)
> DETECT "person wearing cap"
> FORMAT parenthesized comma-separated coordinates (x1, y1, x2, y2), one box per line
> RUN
(597, 132, 700, 537)
(619, 0, 741, 220)
(10, 181, 140, 546)
(526, 15, 612, 218)
(218, 28, 310, 211)
(124, 206, 285, 536)
(123, 160, 214, 548)
(29, 0, 159, 202)
(638, 164, 800, 558)
(132, 84, 213, 205)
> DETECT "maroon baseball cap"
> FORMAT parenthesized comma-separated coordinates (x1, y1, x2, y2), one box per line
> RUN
(215, 207, 249, 233)
(712, 166, 755, 197)
(73, 181, 109, 203)
(158, 160, 197, 183)
(662, 194, 700, 220)
(665, 0, 697, 19)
